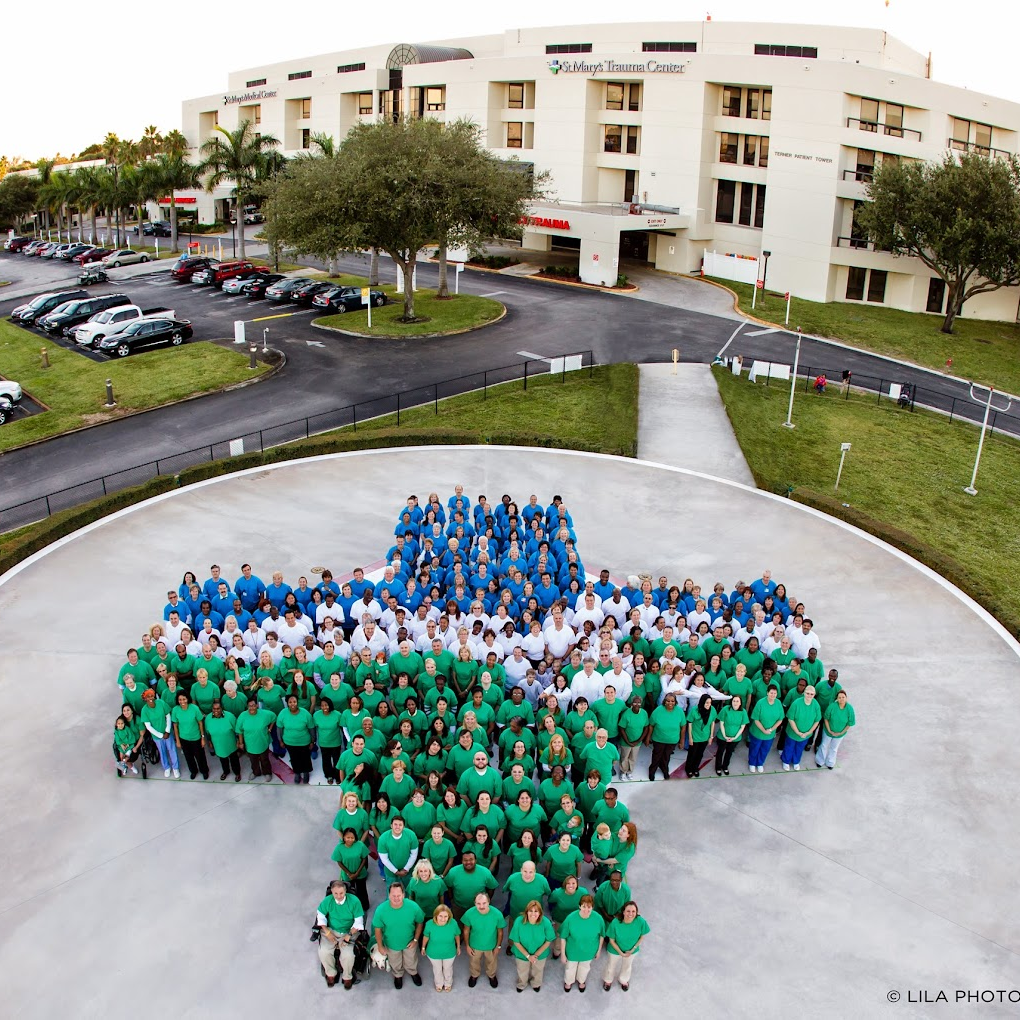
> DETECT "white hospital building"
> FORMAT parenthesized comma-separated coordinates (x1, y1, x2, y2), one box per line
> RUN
(180, 21, 1020, 319)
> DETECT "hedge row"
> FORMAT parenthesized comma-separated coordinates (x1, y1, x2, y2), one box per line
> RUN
(0, 429, 636, 577)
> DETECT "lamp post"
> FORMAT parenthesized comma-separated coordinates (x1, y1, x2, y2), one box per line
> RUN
(964, 384, 1012, 495)
(231, 218, 237, 259)
(782, 327, 802, 429)
(835, 442, 852, 491)
(761, 249, 772, 300)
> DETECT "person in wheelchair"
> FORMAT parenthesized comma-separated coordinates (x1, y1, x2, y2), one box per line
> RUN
(314, 879, 367, 989)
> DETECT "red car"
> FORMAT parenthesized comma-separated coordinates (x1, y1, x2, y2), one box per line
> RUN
(193, 260, 255, 287)
(170, 255, 220, 282)
(75, 247, 112, 265)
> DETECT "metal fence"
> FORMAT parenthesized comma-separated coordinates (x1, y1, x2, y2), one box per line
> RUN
(1, 349, 595, 533)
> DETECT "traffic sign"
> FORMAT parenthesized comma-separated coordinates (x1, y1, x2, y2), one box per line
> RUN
(756, 279, 764, 289)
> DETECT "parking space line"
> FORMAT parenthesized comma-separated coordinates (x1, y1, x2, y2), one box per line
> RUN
(250, 312, 297, 321)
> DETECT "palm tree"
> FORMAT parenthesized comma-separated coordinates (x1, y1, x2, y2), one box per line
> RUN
(162, 130, 190, 159)
(199, 120, 280, 259)
(34, 158, 56, 230)
(101, 133, 122, 245)
(123, 162, 161, 242)
(70, 166, 106, 243)
(139, 125, 163, 161)
(42, 171, 77, 239)
(151, 152, 200, 252)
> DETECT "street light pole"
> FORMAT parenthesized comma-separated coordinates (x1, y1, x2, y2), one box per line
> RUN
(964, 384, 1012, 495)
(761, 249, 772, 301)
(835, 442, 852, 491)
(782, 327, 802, 429)
(232, 220, 236, 259)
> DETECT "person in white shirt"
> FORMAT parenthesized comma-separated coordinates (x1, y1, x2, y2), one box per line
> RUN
(353, 591, 383, 623)
(262, 633, 285, 665)
(197, 619, 223, 649)
(570, 659, 605, 705)
(574, 581, 598, 612)
(301, 635, 324, 663)
(183, 630, 204, 658)
(573, 592, 605, 630)
(351, 619, 388, 657)
(790, 619, 821, 658)
(520, 621, 547, 663)
(503, 646, 530, 685)
(229, 633, 257, 665)
(678, 672, 730, 711)
(686, 600, 711, 634)
(415, 619, 441, 655)
(276, 610, 311, 649)
(164, 612, 187, 648)
(478, 630, 505, 662)
(543, 613, 576, 660)
(242, 620, 265, 657)
(495, 620, 521, 657)
(602, 658, 633, 701)
(317, 593, 345, 628)
(761, 625, 787, 658)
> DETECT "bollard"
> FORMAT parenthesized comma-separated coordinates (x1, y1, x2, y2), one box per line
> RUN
(40, 348, 50, 369)
(104, 379, 116, 408)
(249, 344, 258, 370)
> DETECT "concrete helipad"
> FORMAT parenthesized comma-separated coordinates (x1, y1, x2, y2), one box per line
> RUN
(1, 446, 1018, 1018)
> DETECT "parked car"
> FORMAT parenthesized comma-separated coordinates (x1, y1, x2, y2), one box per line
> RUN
(5, 236, 32, 252)
(101, 248, 152, 268)
(288, 280, 334, 306)
(41, 242, 72, 260)
(264, 277, 316, 303)
(0, 379, 22, 424)
(10, 289, 89, 324)
(243, 273, 285, 299)
(75, 247, 112, 265)
(20, 240, 49, 256)
(311, 285, 388, 313)
(97, 317, 194, 357)
(221, 268, 275, 295)
(193, 260, 255, 287)
(59, 244, 94, 261)
(142, 221, 172, 237)
(170, 255, 220, 282)
(38, 294, 132, 335)
(27, 242, 57, 257)
(73, 305, 175, 347)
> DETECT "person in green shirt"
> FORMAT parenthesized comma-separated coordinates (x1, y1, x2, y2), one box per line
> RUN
(372, 884, 425, 988)
(509, 900, 555, 992)
(499, 728, 537, 775)
(810, 668, 843, 751)
(457, 750, 503, 805)
(645, 693, 683, 781)
(276, 694, 315, 784)
(190, 670, 221, 714)
(682, 694, 718, 779)
(506, 829, 542, 874)
(380, 760, 416, 810)
(544, 832, 584, 886)
(505, 790, 548, 843)
(220, 678, 249, 718)
(504, 861, 552, 919)
(333, 791, 370, 842)
(421, 904, 461, 992)
(502, 763, 537, 806)
(316, 879, 366, 989)
(204, 701, 241, 781)
(406, 859, 448, 917)
(747, 684, 784, 772)
(461, 892, 506, 987)
(331, 828, 370, 913)
(714, 694, 749, 776)
(496, 688, 535, 730)
(319, 674, 355, 714)
(463, 824, 501, 874)
(438, 787, 469, 848)
(548, 794, 585, 845)
(313, 698, 345, 785)
(401, 788, 437, 843)
(118, 649, 155, 691)
(377, 816, 419, 887)
(603, 900, 650, 991)
(548, 875, 589, 957)
(140, 687, 179, 777)
(421, 824, 457, 878)
(617, 697, 649, 780)
(537, 766, 573, 819)
(257, 676, 287, 756)
(445, 730, 481, 779)
(815, 689, 856, 769)
(112, 713, 141, 776)
(780, 685, 822, 770)
(445, 852, 498, 919)
(234, 698, 275, 781)
(559, 896, 605, 992)
(120, 675, 148, 717)
(171, 691, 209, 780)
(579, 729, 621, 784)
(574, 771, 607, 825)
(337, 735, 377, 794)
(593, 870, 631, 922)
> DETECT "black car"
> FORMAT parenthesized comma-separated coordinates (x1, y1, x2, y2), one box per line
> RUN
(143, 221, 172, 237)
(59, 244, 94, 261)
(38, 294, 132, 335)
(289, 280, 334, 306)
(10, 289, 90, 325)
(263, 277, 316, 303)
(243, 273, 286, 299)
(311, 286, 388, 313)
(97, 317, 194, 357)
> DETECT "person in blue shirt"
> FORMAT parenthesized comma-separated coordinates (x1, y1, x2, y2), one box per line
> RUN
(534, 574, 560, 612)
(233, 564, 266, 612)
(178, 571, 198, 599)
(293, 577, 315, 612)
(749, 571, 777, 604)
(401, 495, 424, 526)
(265, 571, 293, 609)
(202, 565, 226, 600)
(315, 569, 341, 599)
(164, 590, 191, 624)
(592, 570, 615, 603)
(195, 601, 225, 632)
(228, 597, 253, 632)
(620, 577, 642, 607)
(211, 582, 236, 622)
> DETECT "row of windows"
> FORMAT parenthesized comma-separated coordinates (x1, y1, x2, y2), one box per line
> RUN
(288, 70, 312, 81)
(722, 86, 772, 120)
(716, 180, 766, 228)
(754, 43, 818, 58)
(846, 266, 886, 303)
(606, 82, 641, 112)
(642, 41, 696, 52)
(719, 133, 770, 168)
(604, 125, 640, 154)
(246, 78, 266, 88)
(546, 43, 591, 54)
(858, 97, 906, 137)
(951, 117, 995, 153)
(338, 62, 366, 74)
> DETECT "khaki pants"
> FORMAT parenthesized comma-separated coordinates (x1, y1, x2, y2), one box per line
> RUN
(467, 947, 498, 979)
(386, 943, 419, 978)
(563, 955, 593, 987)
(318, 936, 356, 980)
(515, 955, 547, 990)
(603, 952, 634, 986)
(619, 742, 640, 773)
(428, 955, 454, 989)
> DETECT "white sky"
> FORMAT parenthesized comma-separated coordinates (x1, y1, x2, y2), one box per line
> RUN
(1, 0, 1016, 161)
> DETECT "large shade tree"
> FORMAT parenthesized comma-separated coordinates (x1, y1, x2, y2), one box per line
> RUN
(860, 151, 1020, 334)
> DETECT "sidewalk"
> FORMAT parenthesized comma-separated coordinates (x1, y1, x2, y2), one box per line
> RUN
(637, 363, 756, 486)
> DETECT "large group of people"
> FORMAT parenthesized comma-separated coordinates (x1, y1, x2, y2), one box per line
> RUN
(111, 485, 856, 993)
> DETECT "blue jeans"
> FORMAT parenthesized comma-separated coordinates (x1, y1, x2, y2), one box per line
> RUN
(747, 735, 773, 767)
(154, 735, 179, 770)
(781, 737, 808, 765)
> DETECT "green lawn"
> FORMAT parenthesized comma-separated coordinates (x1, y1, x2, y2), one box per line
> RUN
(712, 365, 1020, 634)
(707, 277, 1020, 393)
(313, 276, 503, 337)
(0, 320, 269, 451)
(319, 363, 638, 454)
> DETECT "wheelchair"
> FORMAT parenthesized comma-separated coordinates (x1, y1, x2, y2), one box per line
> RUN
(311, 883, 372, 987)
(114, 734, 160, 779)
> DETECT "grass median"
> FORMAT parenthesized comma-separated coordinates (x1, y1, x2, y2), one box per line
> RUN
(312, 275, 504, 337)
(712, 365, 1020, 634)
(707, 277, 1020, 394)
(0, 320, 269, 452)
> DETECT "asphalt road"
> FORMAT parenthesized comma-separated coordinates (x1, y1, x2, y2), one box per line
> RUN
(2, 248, 1018, 525)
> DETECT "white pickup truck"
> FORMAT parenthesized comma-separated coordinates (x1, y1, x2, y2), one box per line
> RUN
(73, 306, 174, 348)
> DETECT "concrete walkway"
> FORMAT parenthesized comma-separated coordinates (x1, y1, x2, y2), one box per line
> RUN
(638, 363, 756, 485)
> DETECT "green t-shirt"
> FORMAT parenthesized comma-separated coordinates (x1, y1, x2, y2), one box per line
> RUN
(462, 837, 500, 872)
(276, 707, 314, 746)
(121, 685, 147, 715)
(421, 836, 457, 874)
(313, 709, 345, 748)
(401, 800, 437, 841)
(544, 841, 584, 880)
(423, 917, 460, 959)
(686, 704, 718, 743)
(258, 683, 286, 715)
(504, 803, 548, 842)
(717, 705, 749, 742)
(564, 709, 598, 739)
(379, 772, 415, 810)
(649, 705, 684, 744)
(413, 750, 449, 780)
(750, 698, 784, 738)
(723, 675, 754, 712)
(119, 659, 155, 688)
(369, 804, 399, 836)
(591, 696, 626, 737)
(445, 742, 479, 778)
(579, 741, 620, 782)
(338, 747, 377, 779)
(496, 699, 535, 728)
(548, 884, 589, 924)
(593, 878, 631, 919)
(372, 899, 425, 950)
(204, 712, 239, 758)
(140, 701, 171, 739)
(504, 872, 551, 916)
(407, 875, 447, 915)
(510, 915, 555, 960)
(463, 804, 507, 839)
(606, 914, 650, 955)
(190, 680, 221, 713)
(461, 905, 506, 951)
(617, 707, 649, 743)
(171, 702, 204, 741)
(332, 806, 370, 837)
(234, 709, 275, 754)
(331, 839, 369, 879)
(458, 766, 503, 804)
(537, 777, 573, 816)
(377, 829, 417, 872)
(220, 691, 249, 718)
(195, 656, 226, 685)
(444, 864, 497, 908)
(438, 801, 468, 837)
(559, 909, 606, 960)
(574, 780, 607, 820)
(814, 680, 844, 713)
(824, 700, 856, 736)
(785, 697, 822, 739)
(318, 893, 364, 934)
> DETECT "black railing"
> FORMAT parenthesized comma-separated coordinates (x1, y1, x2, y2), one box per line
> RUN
(0, 350, 595, 533)
(835, 236, 876, 250)
(846, 117, 922, 142)
(841, 168, 873, 183)
(948, 138, 1013, 159)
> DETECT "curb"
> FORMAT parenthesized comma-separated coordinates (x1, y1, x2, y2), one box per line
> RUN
(0, 344, 285, 457)
(309, 301, 508, 340)
(427, 257, 640, 295)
